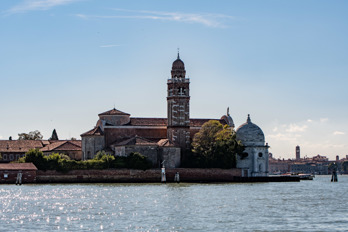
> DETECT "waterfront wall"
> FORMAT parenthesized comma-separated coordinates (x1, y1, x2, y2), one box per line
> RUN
(36, 168, 243, 183)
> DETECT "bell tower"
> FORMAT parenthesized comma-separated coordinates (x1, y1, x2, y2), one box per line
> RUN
(167, 52, 190, 150)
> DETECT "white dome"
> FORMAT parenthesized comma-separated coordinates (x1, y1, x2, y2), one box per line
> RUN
(236, 114, 265, 146)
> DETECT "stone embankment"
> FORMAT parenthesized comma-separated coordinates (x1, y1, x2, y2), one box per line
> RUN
(36, 168, 300, 183)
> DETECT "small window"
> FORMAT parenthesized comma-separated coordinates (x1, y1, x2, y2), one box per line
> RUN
(241, 152, 248, 159)
(4, 173, 8, 178)
(258, 152, 263, 158)
(3, 154, 8, 161)
(10, 154, 14, 161)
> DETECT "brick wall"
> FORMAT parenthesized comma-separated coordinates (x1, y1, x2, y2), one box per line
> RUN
(0, 170, 37, 184)
(36, 168, 242, 183)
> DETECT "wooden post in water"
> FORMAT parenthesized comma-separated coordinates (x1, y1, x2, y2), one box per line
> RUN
(161, 161, 166, 183)
(331, 169, 338, 182)
(15, 172, 22, 185)
(174, 172, 180, 183)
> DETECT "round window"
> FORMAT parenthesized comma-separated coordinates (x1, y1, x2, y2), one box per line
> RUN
(258, 153, 263, 158)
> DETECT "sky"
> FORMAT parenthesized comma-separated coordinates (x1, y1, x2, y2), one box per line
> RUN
(1, 0, 347, 160)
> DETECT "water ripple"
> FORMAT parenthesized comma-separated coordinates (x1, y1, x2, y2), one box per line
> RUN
(0, 176, 347, 231)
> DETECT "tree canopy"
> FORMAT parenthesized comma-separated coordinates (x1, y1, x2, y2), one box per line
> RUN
(18, 130, 43, 140)
(19, 149, 152, 171)
(191, 120, 244, 168)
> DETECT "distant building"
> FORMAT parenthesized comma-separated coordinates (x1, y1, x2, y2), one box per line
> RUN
(81, 53, 269, 173)
(268, 158, 290, 174)
(0, 130, 82, 161)
(40, 140, 82, 160)
(290, 162, 328, 175)
(0, 163, 37, 184)
(0, 140, 46, 162)
(296, 145, 300, 160)
(268, 150, 332, 175)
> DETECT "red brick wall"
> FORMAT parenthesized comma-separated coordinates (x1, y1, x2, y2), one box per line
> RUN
(36, 168, 242, 183)
(0, 170, 37, 184)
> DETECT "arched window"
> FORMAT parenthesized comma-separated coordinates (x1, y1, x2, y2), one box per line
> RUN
(258, 152, 263, 158)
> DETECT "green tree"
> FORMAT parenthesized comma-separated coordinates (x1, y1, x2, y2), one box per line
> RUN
(191, 120, 244, 168)
(101, 154, 115, 168)
(22, 149, 47, 170)
(18, 130, 43, 140)
(94, 150, 108, 160)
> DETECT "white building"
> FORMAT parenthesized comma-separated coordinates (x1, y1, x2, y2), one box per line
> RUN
(236, 114, 269, 177)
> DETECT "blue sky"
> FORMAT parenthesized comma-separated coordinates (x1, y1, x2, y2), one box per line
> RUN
(1, 0, 347, 160)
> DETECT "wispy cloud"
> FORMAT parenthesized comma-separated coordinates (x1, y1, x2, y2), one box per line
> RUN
(320, 118, 328, 123)
(99, 44, 121, 48)
(303, 141, 345, 149)
(268, 133, 301, 142)
(333, 131, 345, 135)
(6, 0, 81, 14)
(76, 9, 235, 28)
(285, 124, 308, 133)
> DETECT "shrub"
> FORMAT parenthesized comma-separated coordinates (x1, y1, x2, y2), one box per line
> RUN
(126, 152, 152, 170)
(23, 149, 48, 170)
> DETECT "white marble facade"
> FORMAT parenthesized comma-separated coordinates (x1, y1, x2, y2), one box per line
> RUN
(236, 114, 269, 177)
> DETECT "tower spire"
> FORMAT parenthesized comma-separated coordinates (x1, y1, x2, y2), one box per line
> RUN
(177, 48, 180, 59)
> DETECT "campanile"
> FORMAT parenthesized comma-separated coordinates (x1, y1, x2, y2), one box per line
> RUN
(167, 53, 190, 150)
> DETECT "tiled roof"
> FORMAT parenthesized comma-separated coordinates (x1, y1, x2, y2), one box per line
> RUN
(157, 139, 174, 147)
(128, 118, 224, 127)
(98, 108, 130, 116)
(0, 140, 45, 153)
(82, 118, 225, 133)
(113, 136, 158, 146)
(40, 140, 82, 152)
(81, 126, 104, 136)
(129, 118, 167, 126)
(0, 163, 37, 171)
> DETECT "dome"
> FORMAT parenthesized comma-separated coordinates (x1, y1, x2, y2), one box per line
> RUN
(172, 53, 185, 70)
(236, 114, 265, 146)
(221, 107, 235, 128)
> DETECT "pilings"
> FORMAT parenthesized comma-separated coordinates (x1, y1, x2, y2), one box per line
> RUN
(331, 170, 338, 182)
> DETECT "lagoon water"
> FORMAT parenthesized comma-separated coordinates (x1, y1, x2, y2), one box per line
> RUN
(0, 175, 347, 231)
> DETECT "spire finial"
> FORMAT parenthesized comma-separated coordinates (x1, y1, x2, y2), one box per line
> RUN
(247, 114, 251, 123)
(227, 107, 230, 116)
(177, 48, 180, 59)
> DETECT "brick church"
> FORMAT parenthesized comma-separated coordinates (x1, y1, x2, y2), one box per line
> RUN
(81, 53, 234, 168)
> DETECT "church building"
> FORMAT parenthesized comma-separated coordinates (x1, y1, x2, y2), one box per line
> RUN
(81, 53, 269, 176)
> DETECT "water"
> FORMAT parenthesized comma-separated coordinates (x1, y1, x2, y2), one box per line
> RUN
(0, 175, 347, 231)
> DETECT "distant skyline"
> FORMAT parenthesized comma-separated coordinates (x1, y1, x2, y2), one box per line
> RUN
(1, 0, 348, 160)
